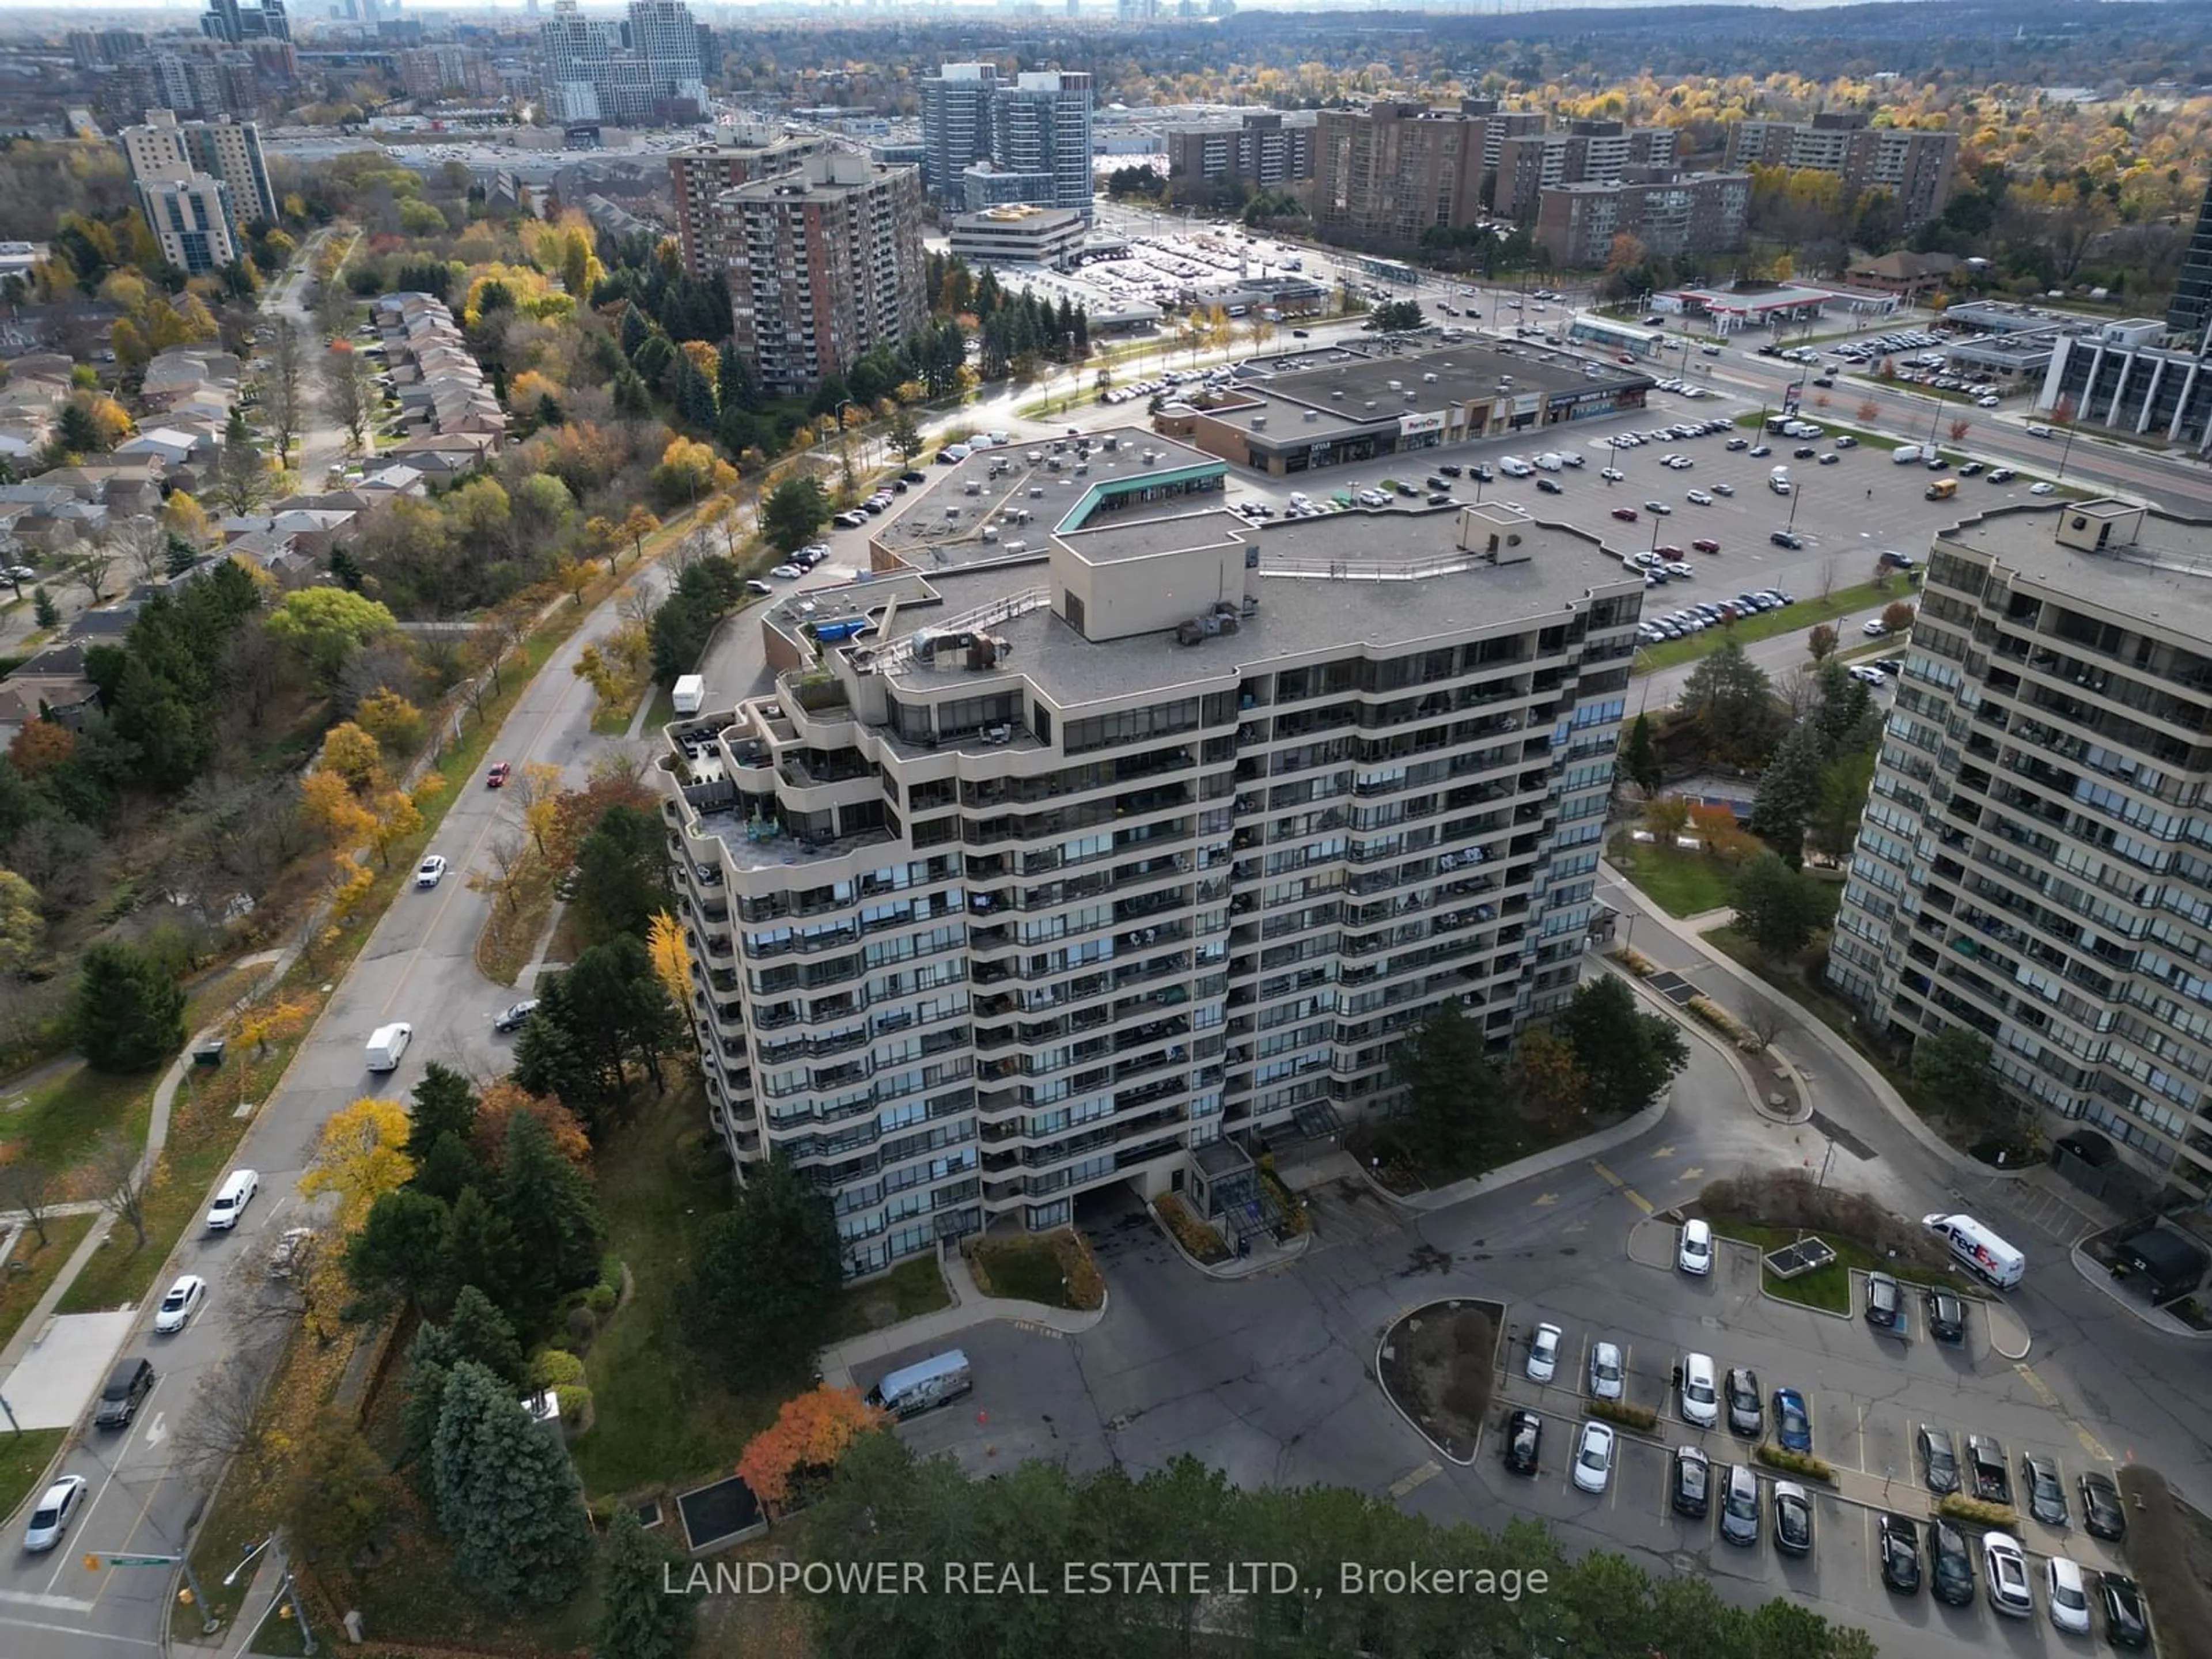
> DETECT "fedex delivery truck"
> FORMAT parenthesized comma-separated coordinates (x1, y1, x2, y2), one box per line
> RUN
(1923, 1213, 2025, 1289)
(866, 1349, 972, 1419)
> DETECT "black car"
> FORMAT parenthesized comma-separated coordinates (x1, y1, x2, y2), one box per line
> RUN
(1502, 1408, 1543, 1476)
(2099, 1571, 2151, 1649)
(1725, 1366, 1762, 1437)
(1918, 1425, 1959, 1495)
(1989, 467, 2016, 483)
(2022, 1453, 2068, 1527)
(94, 1357, 156, 1429)
(1469, 464, 1494, 483)
(1812, 375, 1835, 388)
(2080, 1470, 2126, 1540)
(1925, 455, 1950, 471)
(1930, 1518, 1976, 1606)
(1427, 492, 1453, 506)
(1877, 1513, 1921, 1594)
(1793, 445, 1819, 459)
(1426, 476, 1452, 491)
(1965, 1434, 2010, 1504)
(900, 470, 927, 486)
(1394, 482, 1420, 498)
(1957, 460, 1985, 477)
(1437, 463, 1463, 478)
(1923, 1286, 1965, 1343)
(1772, 1483, 1814, 1556)
(1864, 1271, 1902, 1329)
(1671, 1446, 1711, 1518)
(1770, 530, 1804, 550)
(1537, 476, 1563, 494)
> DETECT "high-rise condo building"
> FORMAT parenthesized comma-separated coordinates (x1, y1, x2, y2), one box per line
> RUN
(921, 64, 1095, 218)
(1828, 499, 2212, 1197)
(662, 449, 1633, 1276)
(540, 0, 707, 126)
(1723, 111, 1956, 226)
(119, 108, 279, 226)
(666, 134, 830, 281)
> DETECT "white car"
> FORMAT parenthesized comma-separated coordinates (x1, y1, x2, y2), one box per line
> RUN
(1680, 1351, 1719, 1427)
(1601, 468, 1624, 482)
(154, 1273, 206, 1334)
(1572, 1421, 1616, 1494)
(2029, 481, 2056, 495)
(1711, 482, 1735, 496)
(1685, 489, 1713, 506)
(2046, 1558, 2091, 1634)
(415, 854, 447, 889)
(770, 563, 805, 579)
(22, 1476, 86, 1552)
(1984, 1533, 2033, 1617)
(1589, 1340, 1625, 1400)
(1677, 1218, 1713, 1275)
(1528, 1321, 1563, 1383)
(1862, 619, 1889, 637)
(1977, 395, 2001, 407)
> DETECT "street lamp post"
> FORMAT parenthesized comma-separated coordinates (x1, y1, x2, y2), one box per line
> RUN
(1787, 481, 1804, 533)
(2056, 416, 2080, 482)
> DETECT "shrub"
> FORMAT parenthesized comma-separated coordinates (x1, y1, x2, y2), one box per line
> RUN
(565, 1304, 599, 1344)
(1937, 1493, 2018, 1528)
(584, 1283, 619, 1316)
(1753, 1443, 1836, 1482)
(1257, 1165, 1308, 1236)
(554, 1384, 593, 1425)
(1700, 1171, 1951, 1273)
(1590, 1399, 1660, 1433)
(1609, 946, 1658, 978)
(1056, 1230, 1105, 1310)
(1152, 1194, 1229, 1263)
(1687, 995, 1760, 1051)
(598, 1253, 624, 1293)
(533, 1349, 586, 1389)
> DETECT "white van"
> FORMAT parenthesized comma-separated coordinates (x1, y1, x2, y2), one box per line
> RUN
(1892, 444, 1923, 465)
(1534, 452, 1564, 472)
(206, 1169, 259, 1232)
(1498, 456, 1534, 477)
(365, 1022, 413, 1074)
(865, 1349, 972, 1418)
(1923, 1213, 2025, 1289)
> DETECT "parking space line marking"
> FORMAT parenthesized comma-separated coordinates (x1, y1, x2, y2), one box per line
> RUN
(1387, 1461, 1440, 1499)
(1589, 1160, 1652, 1215)
(2014, 1362, 2114, 1464)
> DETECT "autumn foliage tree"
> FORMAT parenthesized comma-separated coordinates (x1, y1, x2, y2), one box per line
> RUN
(300, 1096, 416, 1232)
(355, 686, 426, 760)
(470, 1078, 590, 1169)
(1510, 1027, 1590, 1134)
(646, 910, 691, 1009)
(735, 1385, 887, 1516)
(300, 770, 375, 847)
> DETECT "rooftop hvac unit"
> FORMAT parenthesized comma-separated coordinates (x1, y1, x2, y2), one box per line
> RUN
(1364, 400, 1376, 411)
(1304, 410, 1319, 422)
(1404, 390, 1417, 400)
(1251, 416, 1267, 429)
(1423, 372, 1439, 383)
(1142, 449, 1158, 463)
(1331, 389, 1344, 400)
(1387, 380, 1402, 392)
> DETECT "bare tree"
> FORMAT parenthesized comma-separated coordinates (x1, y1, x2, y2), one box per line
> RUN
(468, 600, 532, 697)
(1816, 556, 1836, 602)
(468, 831, 530, 912)
(616, 581, 657, 631)
(67, 540, 120, 605)
(320, 342, 380, 456)
(116, 515, 169, 586)
(1743, 999, 1787, 1052)
(93, 1135, 150, 1250)
(173, 1339, 282, 1472)
(0, 1159, 58, 1248)
(258, 319, 307, 465)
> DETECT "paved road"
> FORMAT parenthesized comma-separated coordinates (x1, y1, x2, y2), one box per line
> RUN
(0, 554, 672, 1657)
(256, 227, 356, 485)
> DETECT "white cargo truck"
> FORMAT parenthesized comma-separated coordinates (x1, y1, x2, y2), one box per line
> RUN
(1922, 1213, 2025, 1289)
(866, 1349, 972, 1419)
(365, 1022, 412, 1074)
(672, 674, 704, 716)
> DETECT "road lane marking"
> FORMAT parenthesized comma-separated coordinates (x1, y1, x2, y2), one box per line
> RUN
(1387, 1461, 1440, 1499)
(0, 1616, 160, 1650)
(1589, 1161, 1652, 1215)
(0, 1590, 100, 1613)
(2013, 1362, 2113, 1464)
(1530, 1192, 1558, 1207)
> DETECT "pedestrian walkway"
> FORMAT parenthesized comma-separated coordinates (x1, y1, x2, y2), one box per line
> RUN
(1399, 1090, 1672, 1213)
(817, 1247, 1105, 1393)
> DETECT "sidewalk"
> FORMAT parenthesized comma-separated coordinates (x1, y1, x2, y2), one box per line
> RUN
(1399, 1090, 1671, 1213)
(817, 1247, 1105, 1392)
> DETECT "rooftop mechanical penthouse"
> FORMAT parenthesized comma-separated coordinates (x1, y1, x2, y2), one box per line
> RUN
(662, 432, 1642, 1277)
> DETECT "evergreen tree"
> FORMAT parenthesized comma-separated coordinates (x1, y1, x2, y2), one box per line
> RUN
(397, 1319, 460, 1479)
(618, 304, 649, 360)
(406, 1062, 479, 1165)
(681, 1152, 843, 1388)
(671, 355, 717, 429)
(346, 1187, 455, 1312)
(73, 940, 187, 1072)
(1554, 976, 1690, 1118)
(31, 586, 57, 629)
(1751, 721, 1822, 867)
(1730, 850, 1825, 957)
(433, 1360, 592, 1608)
(1386, 1000, 1506, 1175)
(497, 1108, 604, 1315)
(447, 1185, 522, 1321)
(1619, 712, 1662, 796)
(444, 1283, 526, 1388)
(716, 340, 756, 415)
(594, 1506, 697, 1659)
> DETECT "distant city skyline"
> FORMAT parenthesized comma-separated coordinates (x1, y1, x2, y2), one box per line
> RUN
(0, 0, 1908, 12)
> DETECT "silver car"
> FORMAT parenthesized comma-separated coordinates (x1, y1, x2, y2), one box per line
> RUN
(1589, 1340, 1624, 1401)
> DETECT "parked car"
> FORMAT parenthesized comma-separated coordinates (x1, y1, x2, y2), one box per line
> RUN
(1984, 1533, 2033, 1617)
(1918, 1425, 1960, 1494)
(1967, 1435, 2012, 1504)
(1680, 1352, 1719, 1428)
(1878, 1513, 1921, 1593)
(1589, 1340, 1625, 1401)
(2079, 1470, 2127, 1540)
(1719, 1463, 1760, 1546)
(22, 1476, 86, 1552)
(1772, 1388, 1812, 1452)
(1725, 1367, 1762, 1436)
(2047, 1558, 2092, 1635)
(2022, 1453, 2069, 1527)
(1502, 1408, 1543, 1476)
(2099, 1571, 2152, 1649)
(1931, 1517, 1976, 1605)
(771, 563, 804, 579)
(1643, 499, 1672, 515)
(1677, 1218, 1712, 1275)
(1572, 1421, 1616, 1494)
(2030, 480, 2058, 495)
(1712, 482, 1735, 496)
(1671, 1445, 1711, 1517)
(1536, 476, 1563, 495)
(1691, 537, 1721, 554)
(1863, 1271, 1902, 1328)
(154, 1274, 206, 1334)
(745, 578, 774, 596)
(1772, 1481, 1814, 1556)
(1527, 1323, 1562, 1383)
(414, 854, 447, 889)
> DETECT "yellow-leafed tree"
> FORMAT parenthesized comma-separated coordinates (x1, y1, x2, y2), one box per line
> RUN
(300, 1096, 414, 1232)
(355, 687, 426, 761)
(315, 721, 385, 794)
(300, 769, 375, 847)
(647, 909, 692, 1009)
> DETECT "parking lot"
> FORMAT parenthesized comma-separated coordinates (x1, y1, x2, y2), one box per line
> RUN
(1486, 1232, 2137, 1654)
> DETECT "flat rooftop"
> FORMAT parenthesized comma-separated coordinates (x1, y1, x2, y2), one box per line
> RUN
(849, 502, 1641, 710)
(1942, 502, 2212, 632)
(1245, 339, 1633, 414)
(874, 427, 1225, 572)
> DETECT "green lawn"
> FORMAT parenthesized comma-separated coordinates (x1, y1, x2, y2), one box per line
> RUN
(1707, 1216, 1960, 1315)
(0, 1429, 66, 1531)
(0, 1213, 94, 1350)
(824, 1255, 952, 1345)
(1634, 578, 1912, 674)
(969, 1234, 1082, 1307)
(567, 1082, 781, 1498)
(1608, 834, 1744, 919)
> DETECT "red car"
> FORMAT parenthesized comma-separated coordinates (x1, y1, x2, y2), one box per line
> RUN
(486, 761, 512, 788)
(1692, 538, 1722, 554)
(1654, 545, 1684, 559)
(1611, 506, 1639, 522)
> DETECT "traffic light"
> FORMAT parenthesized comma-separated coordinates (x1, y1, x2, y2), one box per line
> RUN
(81, 1554, 100, 1574)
